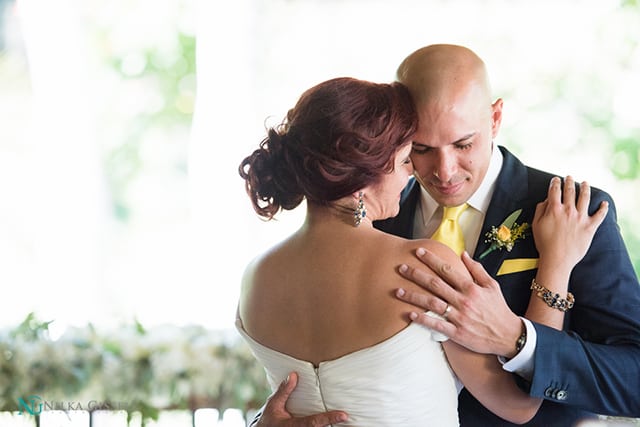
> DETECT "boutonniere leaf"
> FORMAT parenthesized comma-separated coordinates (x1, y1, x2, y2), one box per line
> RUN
(479, 209, 530, 259)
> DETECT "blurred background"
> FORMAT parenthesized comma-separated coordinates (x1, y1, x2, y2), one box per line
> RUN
(1, 0, 639, 342)
(1, 0, 639, 423)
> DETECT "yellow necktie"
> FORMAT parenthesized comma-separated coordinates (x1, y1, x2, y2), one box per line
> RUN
(431, 204, 469, 256)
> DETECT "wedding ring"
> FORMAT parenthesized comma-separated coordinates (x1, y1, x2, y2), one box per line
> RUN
(442, 304, 452, 319)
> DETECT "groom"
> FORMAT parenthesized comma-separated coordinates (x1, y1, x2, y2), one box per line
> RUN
(251, 45, 640, 426)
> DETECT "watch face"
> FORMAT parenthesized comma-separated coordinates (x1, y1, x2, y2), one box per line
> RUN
(516, 332, 527, 352)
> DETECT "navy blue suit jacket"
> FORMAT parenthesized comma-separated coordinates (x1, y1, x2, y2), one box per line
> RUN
(375, 146, 640, 426)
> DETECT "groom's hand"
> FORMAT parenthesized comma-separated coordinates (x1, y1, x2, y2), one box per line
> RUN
(253, 372, 348, 427)
(396, 249, 522, 358)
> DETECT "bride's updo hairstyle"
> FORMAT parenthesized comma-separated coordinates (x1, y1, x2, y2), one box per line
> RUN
(239, 77, 417, 219)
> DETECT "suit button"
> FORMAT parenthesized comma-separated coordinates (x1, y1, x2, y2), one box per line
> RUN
(556, 390, 568, 401)
(544, 387, 554, 397)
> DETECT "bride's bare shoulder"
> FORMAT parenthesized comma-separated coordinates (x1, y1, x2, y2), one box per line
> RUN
(398, 237, 466, 271)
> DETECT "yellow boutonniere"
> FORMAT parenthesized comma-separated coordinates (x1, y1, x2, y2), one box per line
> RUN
(479, 209, 530, 259)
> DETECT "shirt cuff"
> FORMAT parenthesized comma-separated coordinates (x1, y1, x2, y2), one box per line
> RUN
(424, 310, 449, 342)
(498, 317, 536, 381)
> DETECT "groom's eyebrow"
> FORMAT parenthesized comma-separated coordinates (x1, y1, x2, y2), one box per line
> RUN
(450, 133, 476, 145)
(412, 132, 476, 147)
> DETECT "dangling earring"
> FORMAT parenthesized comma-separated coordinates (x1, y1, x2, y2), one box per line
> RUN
(353, 192, 367, 227)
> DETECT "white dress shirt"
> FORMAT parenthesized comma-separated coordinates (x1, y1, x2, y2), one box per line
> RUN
(411, 146, 535, 378)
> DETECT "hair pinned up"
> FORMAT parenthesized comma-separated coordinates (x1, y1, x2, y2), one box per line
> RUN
(239, 77, 417, 220)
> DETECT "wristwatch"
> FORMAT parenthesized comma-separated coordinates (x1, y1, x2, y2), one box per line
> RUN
(515, 329, 527, 354)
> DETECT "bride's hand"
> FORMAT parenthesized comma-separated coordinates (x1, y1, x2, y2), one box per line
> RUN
(532, 176, 608, 273)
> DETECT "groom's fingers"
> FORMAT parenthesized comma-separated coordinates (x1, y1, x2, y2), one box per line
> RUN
(395, 286, 447, 315)
(274, 372, 297, 402)
(413, 247, 474, 292)
(398, 260, 458, 303)
(261, 372, 348, 427)
(461, 251, 498, 289)
(296, 411, 349, 427)
(407, 310, 456, 338)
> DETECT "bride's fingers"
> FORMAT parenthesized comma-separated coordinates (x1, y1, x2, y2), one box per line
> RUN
(589, 200, 609, 230)
(576, 180, 592, 214)
(533, 199, 548, 224)
(562, 175, 576, 206)
(547, 176, 561, 206)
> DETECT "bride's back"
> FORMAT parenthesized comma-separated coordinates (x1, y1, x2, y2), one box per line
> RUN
(238, 219, 454, 366)
(237, 220, 461, 426)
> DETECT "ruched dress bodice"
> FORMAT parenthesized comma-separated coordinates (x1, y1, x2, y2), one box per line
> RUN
(236, 318, 460, 426)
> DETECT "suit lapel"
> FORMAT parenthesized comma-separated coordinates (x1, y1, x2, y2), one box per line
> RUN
(473, 147, 530, 276)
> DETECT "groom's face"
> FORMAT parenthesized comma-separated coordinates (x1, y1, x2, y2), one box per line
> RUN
(410, 89, 502, 207)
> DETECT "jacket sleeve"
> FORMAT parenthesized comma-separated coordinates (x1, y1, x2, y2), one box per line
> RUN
(528, 191, 640, 417)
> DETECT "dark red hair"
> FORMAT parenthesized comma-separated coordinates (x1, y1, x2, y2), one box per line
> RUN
(238, 77, 417, 219)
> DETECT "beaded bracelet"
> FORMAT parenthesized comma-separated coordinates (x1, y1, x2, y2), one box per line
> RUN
(530, 278, 575, 312)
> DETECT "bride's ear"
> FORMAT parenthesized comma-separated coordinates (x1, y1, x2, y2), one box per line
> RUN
(351, 190, 368, 205)
(352, 186, 372, 200)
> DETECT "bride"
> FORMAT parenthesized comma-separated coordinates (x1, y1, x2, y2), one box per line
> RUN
(236, 77, 607, 426)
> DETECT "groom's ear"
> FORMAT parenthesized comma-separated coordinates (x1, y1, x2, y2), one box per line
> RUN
(490, 97, 503, 138)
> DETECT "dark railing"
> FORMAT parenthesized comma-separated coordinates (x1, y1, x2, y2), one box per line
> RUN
(0, 408, 258, 427)
(2, 410, 640, 426)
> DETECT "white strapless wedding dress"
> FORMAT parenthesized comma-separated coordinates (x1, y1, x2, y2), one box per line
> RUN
(236, 318, 460, 426)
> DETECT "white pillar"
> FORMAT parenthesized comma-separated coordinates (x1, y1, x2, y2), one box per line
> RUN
(8, 0, 107, 330)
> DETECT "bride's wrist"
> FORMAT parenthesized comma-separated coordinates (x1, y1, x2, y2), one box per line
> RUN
(536, 258, 572, 286)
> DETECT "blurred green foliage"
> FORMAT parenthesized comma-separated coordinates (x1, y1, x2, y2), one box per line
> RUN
(610, 0, 639, 275)
(102, 31, 195, 221)
(0, 313, 270, 424)
(610, 137, 640, 180)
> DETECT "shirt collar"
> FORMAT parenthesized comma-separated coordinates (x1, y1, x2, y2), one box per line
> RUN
(469, 145, 503, 214)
